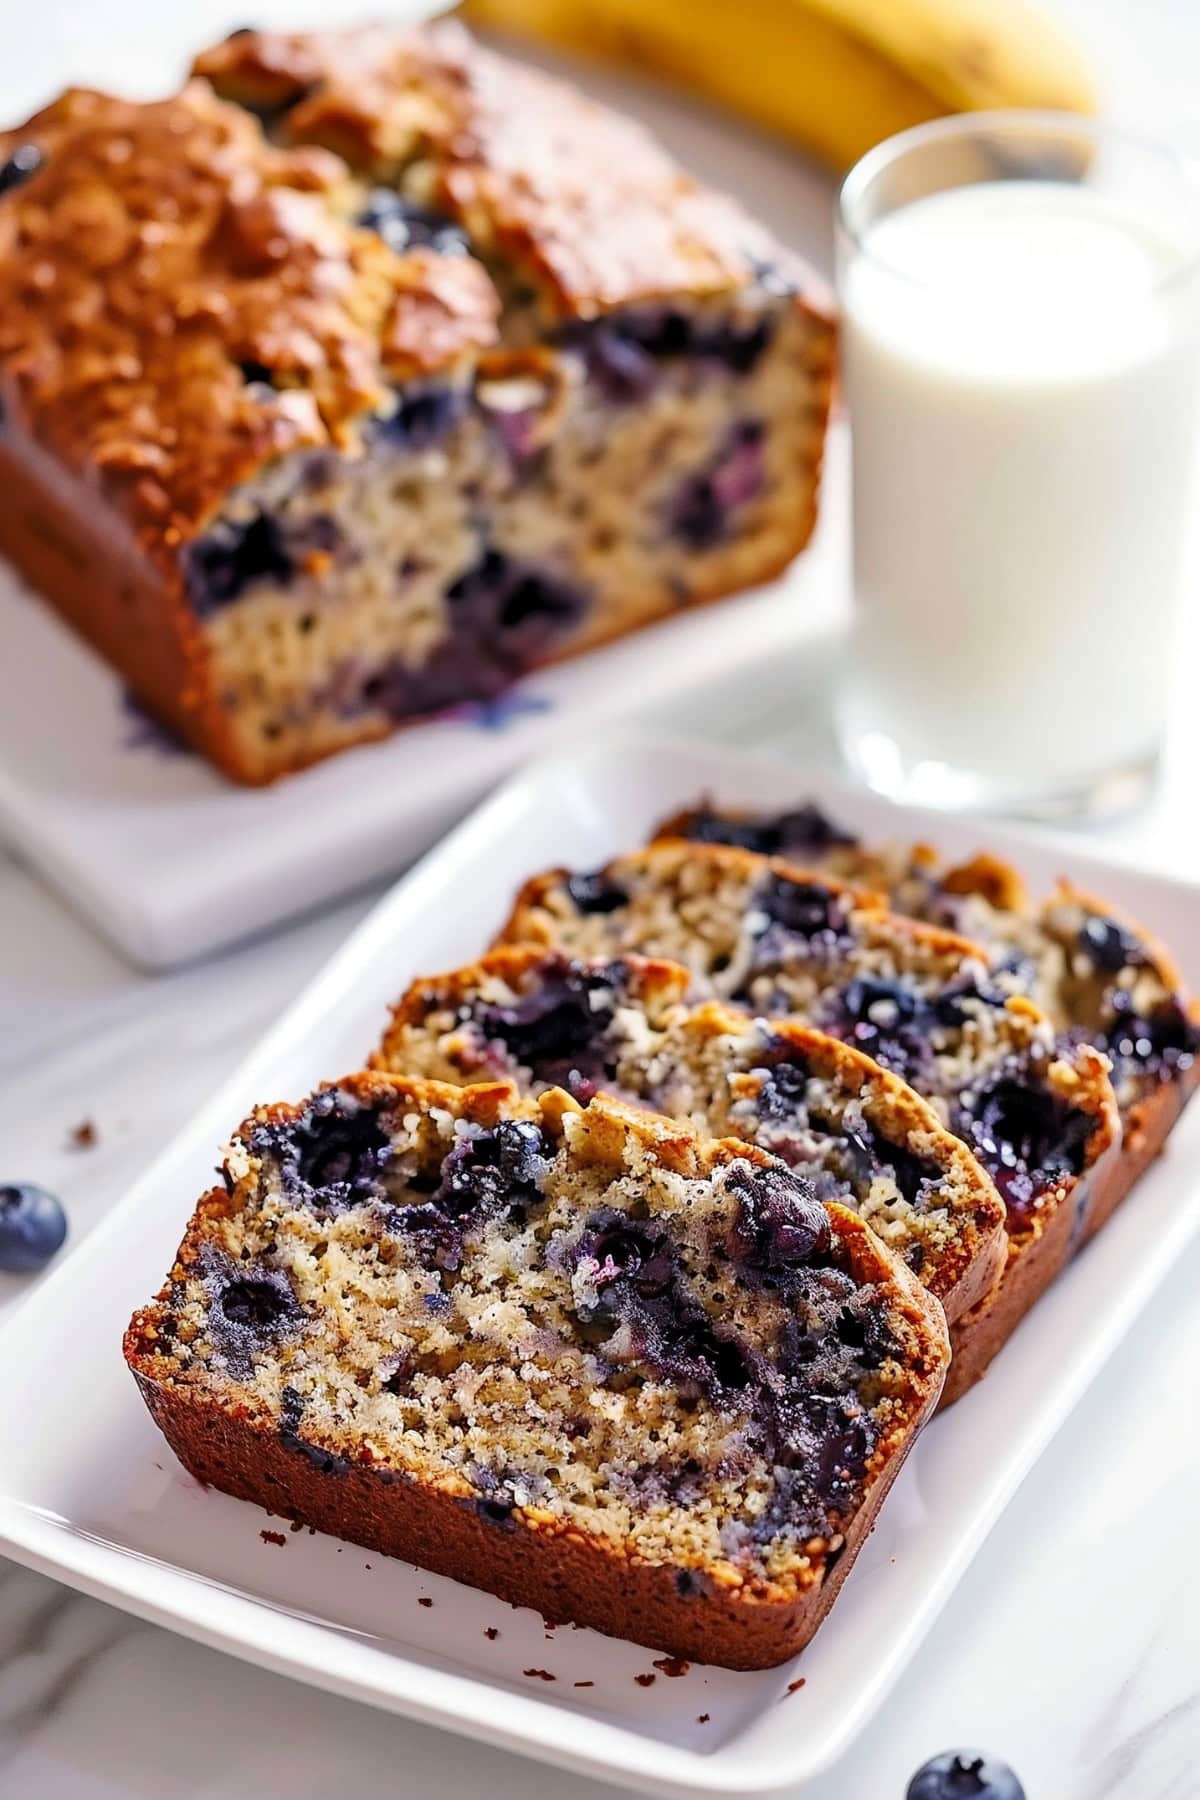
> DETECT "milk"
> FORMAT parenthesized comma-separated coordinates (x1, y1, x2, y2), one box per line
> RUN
(838, 180, 1200, 808)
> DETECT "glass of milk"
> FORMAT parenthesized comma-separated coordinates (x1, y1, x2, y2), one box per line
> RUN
(835, 113, 1200, 817)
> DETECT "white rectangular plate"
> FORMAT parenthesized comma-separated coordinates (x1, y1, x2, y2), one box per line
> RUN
(0, 43, 844, 973)
(2, 730, 1198, 1799)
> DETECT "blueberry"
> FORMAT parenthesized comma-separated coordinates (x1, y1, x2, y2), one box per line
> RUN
(668, 421, 765, 551)
(0, 1183, 67, 1273)
(357, 189, 471, 258)
(955, 1073, 1093, 1224)
(336, 552, 586, 723)
(906, 1750, 1025, 1800)
(1104, 991, 1199, 1086)
(572, 1209, 750, 1399)
(475, 963, 616, 1088)
(585, 1223, 674, 1299)
(433, 1119, 550, 1223)
(755, 1054, 811, 1122)
(579, 331, 658, 405)
(0, 144, 43, 197)
(375, 386, 467, 453)
(445, 549, 587, 663)
(725, 1162, 831, 1276)
(1079, 912, 1142, 974)
(218, 1276, 292, 1331)
(204, 1262, 297, 1369)
(755, 874, 849, 941)
(838, 1123, 938, 1211)
(681, 802, 857, 859)
(834, 976, 931, 1083)
(565, 870, 629, 915)
(184, 511, 294, 614)
(250, 1091, 391, 1212)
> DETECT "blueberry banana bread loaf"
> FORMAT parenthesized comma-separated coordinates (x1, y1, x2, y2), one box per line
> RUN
(124, 1073, 948, 1668)
(659, 802, 1200, 1245)
(0, 25, 833, 785)
(496, 842, 1120, 1397)
(374, 946, 1006, 1321)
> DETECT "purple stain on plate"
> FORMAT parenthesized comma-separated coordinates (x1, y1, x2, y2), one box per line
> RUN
(120, 690, 194, 757)
(440, 693, 553, 732)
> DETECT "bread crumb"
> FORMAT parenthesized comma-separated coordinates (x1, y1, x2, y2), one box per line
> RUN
(635, 1673, 656, 1688)
(485, 1627, 499, 1641)
(653, 1656, 690, 1677)
(786, 1678, 806, 1695)
(68, 1119, 98, 1150)
(259, 1530, 286, 1547)
(418, 1597, 433, 1608)
(523, 1668, 556, 1682)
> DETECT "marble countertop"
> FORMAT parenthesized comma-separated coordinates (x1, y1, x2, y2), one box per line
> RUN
(3, 2, 1200, 1797)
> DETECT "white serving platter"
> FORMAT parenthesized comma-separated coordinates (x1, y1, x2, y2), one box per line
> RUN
(0, 34, 846, 974)
(1, 729, 1198, 1799)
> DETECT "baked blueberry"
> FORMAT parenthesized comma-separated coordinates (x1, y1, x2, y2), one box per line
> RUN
(218, 1275, 293, 1330)
(475, 963, 616, 1090)
(357, 189, 471, 258)
(754, 1054, 811, 1121)
(565, 870, 629, 915)
(725, 1162, 831, 1276)
(834, 975, 930, 1081)
(0, 144, 43, 195)
(252, 1090, 392, 1211)
(956, 1073, 1092, 1223)
(1104, 990, 1198, 1085)
(184, 511, 294, 613)
(669, 421, 765, 549)
(433, 1119, 551, 1224)
(754, 874, 849, 943)
(375, 386, 467, 452)
(0, 1182, 67, 1272)
(1079, 912, 1142, 974)
(680, 802, 857, 858)
(838, 1123, 940, 1211)
(906, 1750, 1025, 1800)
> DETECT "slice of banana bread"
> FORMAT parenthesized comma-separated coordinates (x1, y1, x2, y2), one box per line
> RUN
(497, 842, 1120, 1397)
(658, 803, 1200, 1245)
(374, 947, 1006, 1321)
(124, 1073, 948, 1669)
(0, 23, 833, 784)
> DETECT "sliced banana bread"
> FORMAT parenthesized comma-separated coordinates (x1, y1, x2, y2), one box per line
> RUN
(496, 842, 1120, 1397)
(124, 1073, 948, 1669)
(658, 803, 1199, 1245)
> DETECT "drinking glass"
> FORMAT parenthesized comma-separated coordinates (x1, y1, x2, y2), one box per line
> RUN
(834, 112, 1200, 817)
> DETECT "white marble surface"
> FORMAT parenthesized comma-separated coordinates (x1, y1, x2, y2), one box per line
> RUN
(3, 1, 1200, 1796)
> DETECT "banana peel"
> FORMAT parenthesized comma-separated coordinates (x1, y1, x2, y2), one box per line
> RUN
(455, 0, 1098, 172)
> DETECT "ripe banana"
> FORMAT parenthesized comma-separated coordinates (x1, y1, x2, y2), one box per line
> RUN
(455, 0, 1098, 172)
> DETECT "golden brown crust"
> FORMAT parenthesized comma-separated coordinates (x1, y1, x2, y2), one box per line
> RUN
(127, 1323, 939, 1671)
(0, 82, 499, 564)
(125, 1075, 949, 1668)
(194, 21, 833, 323)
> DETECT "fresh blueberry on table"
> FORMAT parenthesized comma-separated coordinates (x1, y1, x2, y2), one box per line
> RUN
(0, 1183, 68, 1273)
(906, 1750, 1026, 1800)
